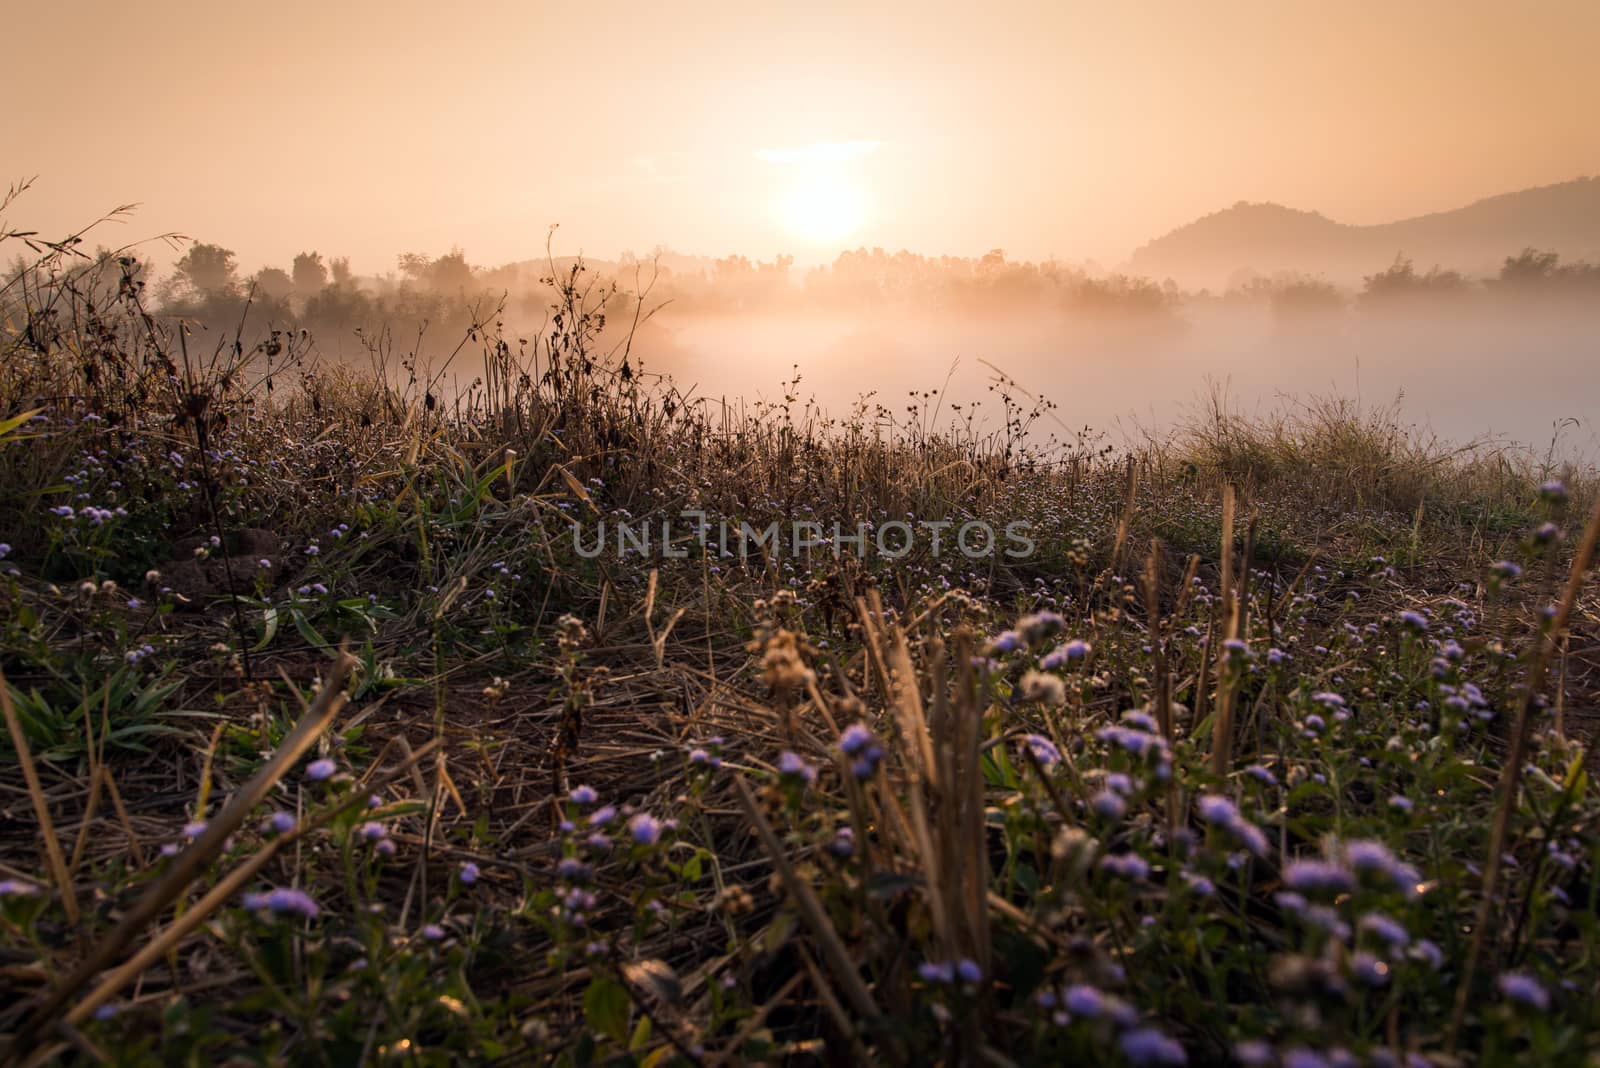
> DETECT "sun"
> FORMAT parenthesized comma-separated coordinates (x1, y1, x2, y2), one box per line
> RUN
(777, 171, 868, 244)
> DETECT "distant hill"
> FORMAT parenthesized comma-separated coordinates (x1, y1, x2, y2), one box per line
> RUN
(1128, 177, 1600, 289)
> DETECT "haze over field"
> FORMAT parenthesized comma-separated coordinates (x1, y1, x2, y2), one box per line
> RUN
(9, 0, 1600, 454)
(633, 299, 1600, 459)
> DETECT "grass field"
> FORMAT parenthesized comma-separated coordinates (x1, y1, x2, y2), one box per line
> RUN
(3, 242, 1600, 1066)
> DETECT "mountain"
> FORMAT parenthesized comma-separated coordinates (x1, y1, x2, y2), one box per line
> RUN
(1127, 177, 1600, 289)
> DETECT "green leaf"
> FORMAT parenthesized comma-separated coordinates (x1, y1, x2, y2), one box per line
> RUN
(371, 800, 428, 819)
(583, 976, 630, 1042)
(1014, 862, 1039, 897)
(292, 611, 330, 649)
(0, 407, 44, 446)
(254, 606, 279, 651)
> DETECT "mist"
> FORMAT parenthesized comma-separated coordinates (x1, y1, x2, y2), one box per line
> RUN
(629, 298, 1600, 460)
(23, 222, 1596, 464)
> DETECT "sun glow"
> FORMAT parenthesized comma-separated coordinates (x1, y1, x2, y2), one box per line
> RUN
(778, 172, 869, 243)
(759, 141, 878, 245)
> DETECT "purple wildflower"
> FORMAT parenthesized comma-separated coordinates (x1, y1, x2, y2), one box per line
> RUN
(1091, 791, 1126, 819)
(1283, 859, 1355, 896)
(1022, 733, 1061, 767)
(1343, 839, 1395, 874)
(778, 750, 817, 785)
(1498, 972, 1549, 1011)
(1282, 1050, 1330, 1068)
(1358, 912, 1409, 948)
(1121, 709, 1159, 732)
(1230, 819, 1271, 858)
(850, 745, 885, 779)
(1409, 940, 1444, 970)
(1062, 637, 1091, 660)
(988, 631, 1022, 655)
(839, 723, 875, 756)
(1349, 952, 1390, 987)
(1063, 984, 1106, 1017)
(1234, 1040, 1274, 1067)
(1100, 853, 1150, 881)
(1041, 638, 1091, 669)
(1245, 763, 1278, 786)
(627, 812, 663, 846)
(245, 887, 319, 919)
(1197, 794, 1239, 825)
(1119, 1027, 1187, 1066)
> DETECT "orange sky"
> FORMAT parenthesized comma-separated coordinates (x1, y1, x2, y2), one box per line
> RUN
(9, 0, 1599, 273)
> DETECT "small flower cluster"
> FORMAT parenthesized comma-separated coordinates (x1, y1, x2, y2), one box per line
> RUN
(242, 887, 319, 920)
(1196, 794, 1270, 857)
(688, 735, 725, 771)
(918, 957, 983, 986)
(1034, 984, 1185, 1065)
(778, 750, 818, 786)
(839, 722, 884, 778)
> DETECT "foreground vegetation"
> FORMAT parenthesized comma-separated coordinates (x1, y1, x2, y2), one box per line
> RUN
(2, 224, 1600, 1066)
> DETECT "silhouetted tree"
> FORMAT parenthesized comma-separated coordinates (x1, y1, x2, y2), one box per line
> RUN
(304, 279, 373, 330)
(292, 252, 328, 296)
(397, 252, 430, 286)
(429, 249, 474, 292)
(172, 242, 239, 297)
(1491, 249, 1600, 297)
(1360, 255, 1467, 304)
(252, 267, 294, 302)
(1499, 248, 1560, 284)
(1270, 275, 1346, 320)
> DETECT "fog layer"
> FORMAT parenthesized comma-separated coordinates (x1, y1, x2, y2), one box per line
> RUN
(631, 301, 1599, 459)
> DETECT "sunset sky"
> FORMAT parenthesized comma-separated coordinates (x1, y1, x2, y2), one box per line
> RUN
(10, 0, 1599, 273)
